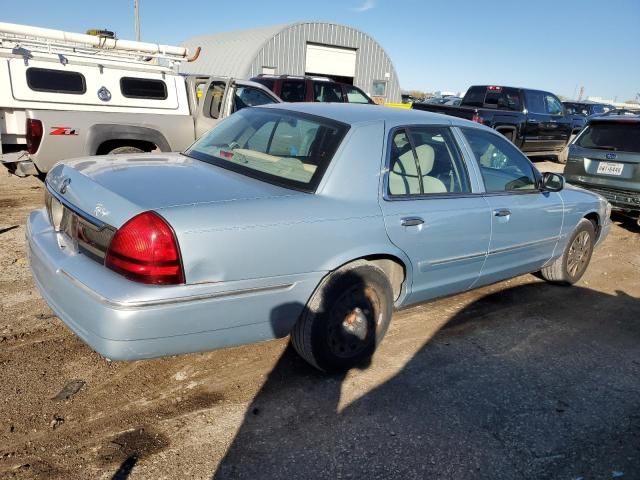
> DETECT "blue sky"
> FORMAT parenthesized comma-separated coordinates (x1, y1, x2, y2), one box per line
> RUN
(4, 0, 639, 101)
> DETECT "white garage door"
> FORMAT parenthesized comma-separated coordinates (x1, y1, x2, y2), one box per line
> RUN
(305, 44, 356, 78)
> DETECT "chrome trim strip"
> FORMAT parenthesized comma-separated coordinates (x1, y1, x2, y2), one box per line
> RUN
(424, 251, 487, 268)
(46, 183, 109, 230)
(488, 236, 559, 255)
(58, 269, 294, 310)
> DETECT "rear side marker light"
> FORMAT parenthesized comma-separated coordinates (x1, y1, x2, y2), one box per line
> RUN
(105, 211, 185, 285)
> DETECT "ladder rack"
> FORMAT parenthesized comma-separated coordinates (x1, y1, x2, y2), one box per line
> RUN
(0, 22, 200, 66)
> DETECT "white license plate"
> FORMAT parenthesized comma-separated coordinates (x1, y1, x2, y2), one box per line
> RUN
(596, 162, 624, 176)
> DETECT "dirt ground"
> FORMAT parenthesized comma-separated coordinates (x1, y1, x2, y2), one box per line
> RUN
(0, 161, 639, 480)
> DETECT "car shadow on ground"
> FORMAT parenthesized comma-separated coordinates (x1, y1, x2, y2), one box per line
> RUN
(611, 213, 640, 233)
(211, 282, 640, 480)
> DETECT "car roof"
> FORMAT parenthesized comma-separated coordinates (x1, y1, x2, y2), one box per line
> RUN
(564, 100, 613, 106)
(257, 102, 473, 128)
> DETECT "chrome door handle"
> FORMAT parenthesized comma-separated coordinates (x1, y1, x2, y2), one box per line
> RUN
(401, 217, 424, 227)
(494, 208, 511, 217)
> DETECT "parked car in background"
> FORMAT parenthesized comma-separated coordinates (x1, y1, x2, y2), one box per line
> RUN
(563, 101, 616, 118)
(27, 104, 610, 372)
(598, 108, 640, 117)
(563, 101, 616, 133)
(0, 22, 281, 177)
(425, 95, 460, 105)
(443, 97, 462, 106)
(251, 74, 375, 104)
(401, 94, 424, 104)
(564, 115, 640, 225)
(413, 85, 575, 159)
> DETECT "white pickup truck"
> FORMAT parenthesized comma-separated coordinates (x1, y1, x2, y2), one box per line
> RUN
(0, 23, 281, 176)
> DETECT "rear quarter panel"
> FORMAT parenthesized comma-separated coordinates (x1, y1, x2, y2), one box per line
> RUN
(159, 121, 411, 285)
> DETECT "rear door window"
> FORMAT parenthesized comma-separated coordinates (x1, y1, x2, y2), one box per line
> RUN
(313, 82, 344, 102)
(498, 89, 522, 111)
(280, 80, 306, 102)
(253, 78, 275, 91)
(525, 91, 546, 114)
(462, 127, 538, 192)
(388, 127, 470, 196)
(576, 122, 640, 153)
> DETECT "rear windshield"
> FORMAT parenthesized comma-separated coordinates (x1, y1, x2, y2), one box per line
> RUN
(463, 86, 522, 110)
(185, 108, 349, 192)
(576, 122, 640, 153)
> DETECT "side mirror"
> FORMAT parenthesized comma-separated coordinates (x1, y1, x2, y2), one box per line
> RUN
(540, 172, 564, 192)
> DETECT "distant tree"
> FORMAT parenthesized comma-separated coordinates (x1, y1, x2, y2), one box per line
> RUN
(624, 99, 640, 105)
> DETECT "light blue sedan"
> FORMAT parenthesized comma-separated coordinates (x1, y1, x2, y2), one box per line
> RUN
(27, 104, 611, 372)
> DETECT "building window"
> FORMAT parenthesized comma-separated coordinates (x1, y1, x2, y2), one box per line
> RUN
(26, 67, 86, 94)
(120, 77, 168, 100)
(372, 80, 387, 97)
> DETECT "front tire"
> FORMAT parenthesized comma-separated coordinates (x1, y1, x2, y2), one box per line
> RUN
(291, 262, 393, 372)
(540, 219, 595, 284)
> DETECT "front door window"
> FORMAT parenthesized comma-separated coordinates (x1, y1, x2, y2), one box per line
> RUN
(462, 128, 538, 192)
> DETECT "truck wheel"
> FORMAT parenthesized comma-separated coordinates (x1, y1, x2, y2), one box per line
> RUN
(107, 146, 145, 155)
(540, 219, 595, 284)
(291, 261, 393, 372)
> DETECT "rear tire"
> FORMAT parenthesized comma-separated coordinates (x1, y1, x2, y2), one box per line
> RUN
(540, 219, 595, 284)
(291, 262, 393, 372)
(107, 146, 144, 155)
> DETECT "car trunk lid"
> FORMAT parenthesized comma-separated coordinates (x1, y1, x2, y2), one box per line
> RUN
(46, 152, 297, 229)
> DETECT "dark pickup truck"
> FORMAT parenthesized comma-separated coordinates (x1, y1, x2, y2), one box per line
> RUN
(413, 85, 576, 158)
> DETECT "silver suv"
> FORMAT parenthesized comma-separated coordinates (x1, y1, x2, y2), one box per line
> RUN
(564, 116, 640, 225)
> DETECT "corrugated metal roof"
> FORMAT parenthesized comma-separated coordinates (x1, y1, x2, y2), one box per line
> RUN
(178, 21, 401, 103)
(179, 23, 291, 77)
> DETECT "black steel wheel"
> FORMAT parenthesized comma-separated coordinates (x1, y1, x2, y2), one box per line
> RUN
(292, 262, 394, 372)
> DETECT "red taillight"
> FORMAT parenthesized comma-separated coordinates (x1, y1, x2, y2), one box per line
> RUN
(26, 119, 43, 154)
(471, 112, 483, 124)
(105, 211, 185, 285)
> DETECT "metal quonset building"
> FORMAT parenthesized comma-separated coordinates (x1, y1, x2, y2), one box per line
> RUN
(180, 22, 401, 103)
